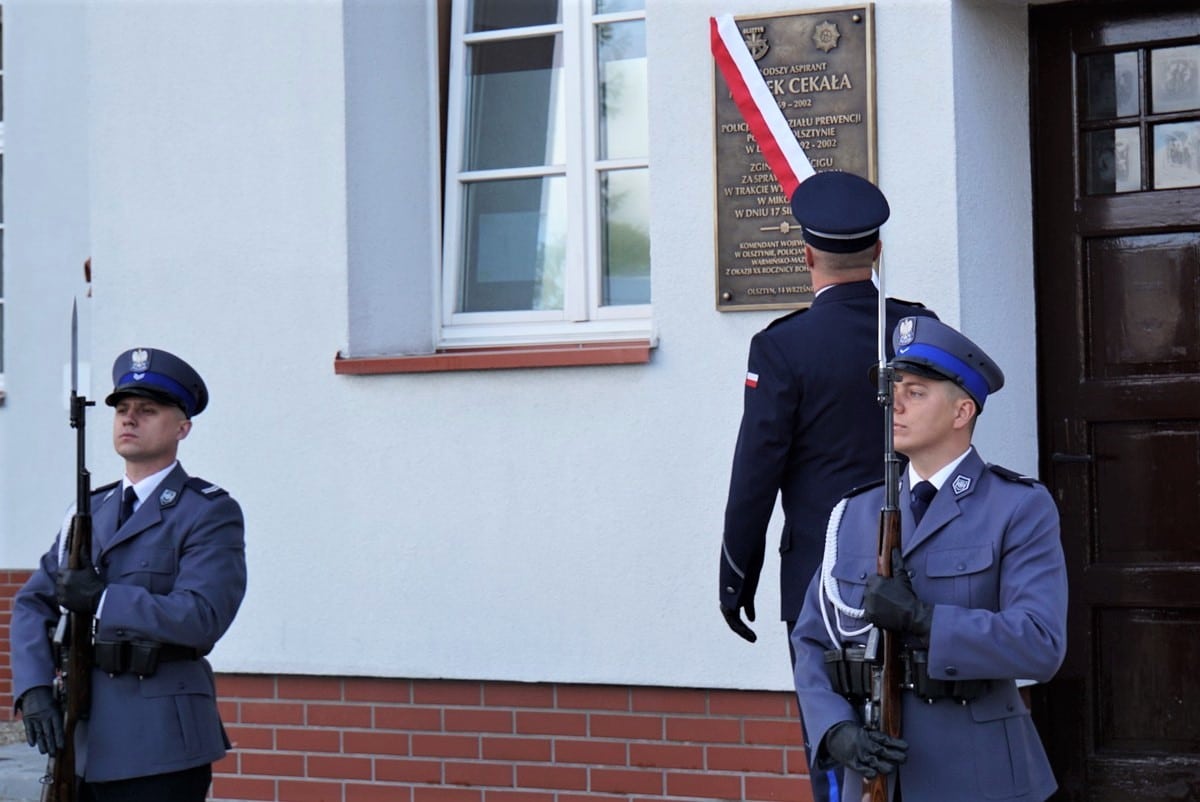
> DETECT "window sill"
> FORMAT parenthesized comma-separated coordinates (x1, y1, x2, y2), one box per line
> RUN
(334, 340, 654, 375)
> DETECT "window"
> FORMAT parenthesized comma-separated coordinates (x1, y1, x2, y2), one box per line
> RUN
(441, 0, 649, 348)
(1, 3, 6, 395)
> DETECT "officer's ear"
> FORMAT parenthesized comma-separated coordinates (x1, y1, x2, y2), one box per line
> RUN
(175, 414, 193, 442)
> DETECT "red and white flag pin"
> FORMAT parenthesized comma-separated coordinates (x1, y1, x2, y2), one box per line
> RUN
(745, 371, 760, 388)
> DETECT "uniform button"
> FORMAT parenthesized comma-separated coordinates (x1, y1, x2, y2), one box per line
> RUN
(1007, 703, 1015, 712)
(140, 560, 149, 567)
(957, 563, 966, 572)
(906, 569, 915, 578)
(725, 586, 735, 594)
(859, 572, 867, 580)
(116, 629, 127, 637)
(946, 666, 958, 676)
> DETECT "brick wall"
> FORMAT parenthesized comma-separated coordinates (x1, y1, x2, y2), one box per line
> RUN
(0, 574, 813, 802)
(214, 676, 812, 802)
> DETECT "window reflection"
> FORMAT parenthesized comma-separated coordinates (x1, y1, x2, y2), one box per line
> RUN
(1086, 128, 1141, 194)
(1082, 51, 1139, 120)
(1153, 122, 1200, 189)
(1151, 45, 1200, 114)
(601, 169, 650, 305)
(468, 0, 559, 33)
(597, 20, 647, 161)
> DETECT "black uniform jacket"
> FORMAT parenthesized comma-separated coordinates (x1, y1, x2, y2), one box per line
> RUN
(721, 279, 936, 621)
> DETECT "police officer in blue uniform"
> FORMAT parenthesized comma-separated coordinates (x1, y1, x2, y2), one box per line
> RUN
(12, 348, 247, 802)
(719, 171, 937, 802)
(791, 318, 1068, 801)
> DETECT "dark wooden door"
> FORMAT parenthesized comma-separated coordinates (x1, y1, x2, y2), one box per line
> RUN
(1031, 3, 1200, 800)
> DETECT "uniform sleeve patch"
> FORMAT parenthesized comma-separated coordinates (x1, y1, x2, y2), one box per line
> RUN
(745, 371, 759, 388)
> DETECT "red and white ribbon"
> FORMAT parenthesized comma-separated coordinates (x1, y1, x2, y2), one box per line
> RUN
(710, 14, 814, 198)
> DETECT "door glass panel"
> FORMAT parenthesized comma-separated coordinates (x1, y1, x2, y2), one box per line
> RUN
(1150, 44, 1200, 114)
(596, 19, 647, 161)
(1085, 127, 1141, 194)
(459, 177, 567, 313)
(1081, 51, 1139, 119)
(1153, 122, 1200, 189)
(464, 36, 565, 170)
(600, 168, 650, 305)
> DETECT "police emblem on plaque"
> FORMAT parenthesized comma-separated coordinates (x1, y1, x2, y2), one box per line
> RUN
(812, 21, 841, 53)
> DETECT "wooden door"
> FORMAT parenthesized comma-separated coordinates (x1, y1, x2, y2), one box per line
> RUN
(1030, 3, 1200, 800)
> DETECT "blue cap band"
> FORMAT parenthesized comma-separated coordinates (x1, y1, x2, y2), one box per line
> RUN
(896, 343, 989, 405)
(115, 371, 197, 417)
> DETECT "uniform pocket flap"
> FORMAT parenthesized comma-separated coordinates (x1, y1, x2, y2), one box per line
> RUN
(118, 546, 175, 577)
(969, 683, 1024, 722)
(138, 664, 214, 698)
(927, 545, 993, 578)
(830, 555, 877, 585)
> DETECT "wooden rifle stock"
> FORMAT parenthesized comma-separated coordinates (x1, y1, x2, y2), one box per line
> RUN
(45, 305, 95, 802)
(863, 506, 902, 802)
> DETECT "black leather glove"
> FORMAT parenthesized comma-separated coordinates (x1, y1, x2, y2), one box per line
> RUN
(56, 553, 105, 615)
(720, 599, 757, 643)
(864, 548, 933, 636)
(19, 686, 64, 756)
(823, 720, 908, 779)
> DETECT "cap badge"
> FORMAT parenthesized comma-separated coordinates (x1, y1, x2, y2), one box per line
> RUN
(131, 348, 150, 372)
(952, 475, 971, 495)
(897, 318, 916, 346)
(159, 488, 177, 506)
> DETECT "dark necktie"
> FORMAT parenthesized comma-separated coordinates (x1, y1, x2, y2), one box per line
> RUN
(910, 480, 936, 526)
(117, 486, 137, 528)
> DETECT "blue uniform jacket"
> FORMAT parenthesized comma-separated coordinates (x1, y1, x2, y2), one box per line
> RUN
(11, 463, 247, 782)
(721, 280, 936, 621)
(791, 449, 1067, 801)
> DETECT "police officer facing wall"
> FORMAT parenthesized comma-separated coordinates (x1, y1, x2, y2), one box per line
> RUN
(790, 318, 1068, 801)
(12, 348, 247, 802)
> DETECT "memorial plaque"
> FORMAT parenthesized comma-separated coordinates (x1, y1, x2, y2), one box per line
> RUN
(713, 6, 877, 311)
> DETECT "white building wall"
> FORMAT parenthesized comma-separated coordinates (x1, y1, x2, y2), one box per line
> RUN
(0, 0, 1038, 694)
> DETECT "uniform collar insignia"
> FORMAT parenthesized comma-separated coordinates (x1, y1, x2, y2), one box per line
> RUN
(159, 488, 178, 506)
(952, 474, 971, 495)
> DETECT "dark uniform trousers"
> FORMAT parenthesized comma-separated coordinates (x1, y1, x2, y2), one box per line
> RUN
(80, 764, 212, 802)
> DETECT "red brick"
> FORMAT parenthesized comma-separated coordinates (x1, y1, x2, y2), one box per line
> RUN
(560, 795, 626, 802)
(707, 745, 785, 774)
(413, 680, 482, 706)
(241, 750, 306, 777)
(344, 730, 410, 757)
(630, 743, 703, 770)
(445, 708, 514, 733)
(346, 678, 412, 704)
(445, 760, 515, 787)
(375, 758, 443, 784)
(213, 752, 239, 775)
(589, 767, 664, 795)
(554, 738, 627, 766)
(413, 787, 482, 802)
(226, 724, 275, 750)
(375, 706, 442, 731)
(279, 676, 344, 701)
(242, 701, 305, 726)
(631, 687, 707, 714)
(484, 682, 555, 708)
(745, 774, 814, 802)
(482, 736, 552, 762)
(744, 718, 803, 747)
(211, 775, 276, 801)
(308, 702, 372, 728)
(308, 754, 372, 780)
(708, 689, 793, 717)
(515, 711, 586, 736)
(667, 771, 743, 800)
(556, 685, 629, 711)
(218, 674, 278, 699)
(277, 779, 345, 802)
(347, 783, 413, 802)
(484, 791, 555, 802)
(784, 747, 810, 775)
(218, 699, 239, 723)
(589, 713, 662, 740)
(515, 764, 588, 791)
(412, 734, 480, 759)
(277, 727, 341, 753)
(665, 716, 742, 744)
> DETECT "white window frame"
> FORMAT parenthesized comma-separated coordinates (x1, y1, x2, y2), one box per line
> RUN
(441, 1, 651, 349)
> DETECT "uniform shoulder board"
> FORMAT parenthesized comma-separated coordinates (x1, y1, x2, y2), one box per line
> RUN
(764, 307, 809, 330)
(93, 480, 120, 496)
(887, 296, 927, 309)
(987, 464, 1039, 486)
(184, 477, 229, 499)
(843, 478, 884, 499)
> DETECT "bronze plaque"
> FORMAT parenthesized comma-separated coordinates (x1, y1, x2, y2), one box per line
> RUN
(713, 5, 877, 311)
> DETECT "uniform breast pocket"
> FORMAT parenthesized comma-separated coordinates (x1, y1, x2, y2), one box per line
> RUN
(925, 545, 994, 606)
(115, 546, 177, 594)
(830, 555, 877, 610)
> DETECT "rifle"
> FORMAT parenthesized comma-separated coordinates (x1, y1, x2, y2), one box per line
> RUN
(43, 301, 95, 802)
(863, 256, 902, 802)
